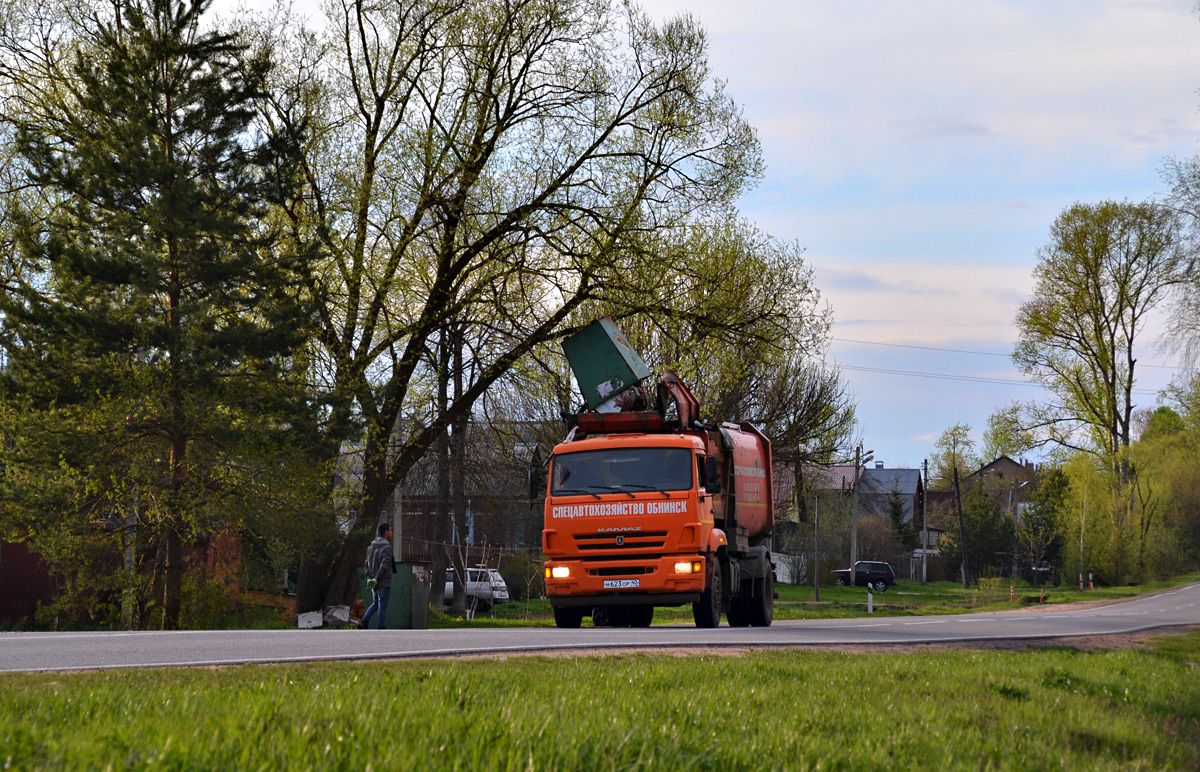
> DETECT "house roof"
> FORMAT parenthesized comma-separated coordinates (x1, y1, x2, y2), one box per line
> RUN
(801, 465, 861, 492)
(970, 455, 1039, 484)
(859, 467, 922, 496)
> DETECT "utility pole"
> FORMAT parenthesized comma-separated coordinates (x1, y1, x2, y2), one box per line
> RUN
(812, 491, 820, 602)
(850, 445, 873, 586)
(921, 458, 928, 584)
(851, 445, 860, 570)
(953, 466, 968, 589)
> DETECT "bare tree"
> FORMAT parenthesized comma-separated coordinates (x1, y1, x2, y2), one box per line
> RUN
(254, 0, 767, 606)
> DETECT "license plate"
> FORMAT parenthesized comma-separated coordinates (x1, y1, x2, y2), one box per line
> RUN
(604, 579, 640, 589)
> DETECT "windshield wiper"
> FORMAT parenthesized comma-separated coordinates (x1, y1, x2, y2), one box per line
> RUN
(555, 488, 601, 499)
(587, 485, 634, 498)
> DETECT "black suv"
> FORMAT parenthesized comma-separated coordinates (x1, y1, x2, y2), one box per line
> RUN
(831, 561, 896, 592)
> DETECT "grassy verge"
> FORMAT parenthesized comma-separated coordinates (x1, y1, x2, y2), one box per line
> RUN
(3, 631, 1199, 770)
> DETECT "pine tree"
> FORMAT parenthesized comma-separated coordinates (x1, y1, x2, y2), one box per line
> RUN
(1, 0, 311, 628)
(884, 489, 919, 551)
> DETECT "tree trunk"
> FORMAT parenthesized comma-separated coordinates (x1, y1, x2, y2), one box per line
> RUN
(450, 326, 468, 615)
(162, 523, 182, 629)
(295, 554, 328, 616)
(954, 467, 968, 589)
(430, 332, 452, 612)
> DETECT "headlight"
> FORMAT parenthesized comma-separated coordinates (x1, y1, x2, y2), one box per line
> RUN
(550, 566, 571, 579)
(674, 561, 703, 574)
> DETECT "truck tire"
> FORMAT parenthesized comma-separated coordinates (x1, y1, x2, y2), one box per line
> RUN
(627, 605, 654, 627)
(749, 570, 774, 627)
(726, 595, 749, 627)
(693, 559, 722, 628)
(553, 606, 585, 628)
(835, 576, 847, 587)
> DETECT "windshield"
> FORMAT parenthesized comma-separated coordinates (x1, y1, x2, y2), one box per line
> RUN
(551, 447, 694, 495)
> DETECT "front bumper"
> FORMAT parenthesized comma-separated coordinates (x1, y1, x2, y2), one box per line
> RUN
(544, 554, 706, 607)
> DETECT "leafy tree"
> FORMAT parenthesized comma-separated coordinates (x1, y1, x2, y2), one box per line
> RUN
(1125, 401, 1200, 579)
(981, 402, 1034, 463)
(1014, 200, 1190, 584)
(0, 0, 314, 628)
(938, 482, 1015, 584)
(1016, 467, 1067, 581)
(1159, 157, 1200, 370)
(592, 217, 856, 468)
(1014, 200, 1188, 474)
(928, 423, 977, 491)
(1140, 406, 1186, 443)
(259, 0, 772, 607)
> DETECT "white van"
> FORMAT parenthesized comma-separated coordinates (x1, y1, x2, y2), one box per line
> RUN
(444, 566, 510, 611)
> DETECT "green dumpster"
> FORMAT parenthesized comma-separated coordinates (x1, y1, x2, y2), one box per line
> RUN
(409, 563, 431, 629)
(359, 563, 428, 629)
(562, 317, 652, 410)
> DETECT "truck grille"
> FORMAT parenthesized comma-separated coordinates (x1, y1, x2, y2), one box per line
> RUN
(592, 566, 653, 577)
(574, 531, 668, 550)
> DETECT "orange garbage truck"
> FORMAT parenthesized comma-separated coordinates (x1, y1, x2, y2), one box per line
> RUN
(541, 319, 775, 628)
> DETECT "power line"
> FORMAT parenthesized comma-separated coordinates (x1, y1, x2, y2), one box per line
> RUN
(831, 337, 1182, 370)
(833, 337, 1010, 358)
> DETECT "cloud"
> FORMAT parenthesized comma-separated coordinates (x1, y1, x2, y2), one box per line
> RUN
(892, 117, 994, 142)
(812, 258, 1034, 347)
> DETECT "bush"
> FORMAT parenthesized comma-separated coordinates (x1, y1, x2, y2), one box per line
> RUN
(180, 566, 237, 630)
(498, 550, 543, 601)
(975, 576, 1009, 606)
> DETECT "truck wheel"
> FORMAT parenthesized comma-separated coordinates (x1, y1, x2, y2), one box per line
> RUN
(627, 605, 654, 627)
(835, 576, 847, 587)
(726, 595, 749, 627)
(693, 559, 722, 628)
(749, 570, 774, 627)
(553, 607, 585, 628)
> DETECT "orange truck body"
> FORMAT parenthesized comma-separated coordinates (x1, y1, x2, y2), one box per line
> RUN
(542, 409, 775, 628)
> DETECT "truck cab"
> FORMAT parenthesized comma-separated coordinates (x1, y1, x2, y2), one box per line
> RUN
(542, 409, 774, 629)
(542, 318, 776, 630)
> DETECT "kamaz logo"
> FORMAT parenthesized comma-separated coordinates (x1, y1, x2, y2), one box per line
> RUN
(616, 535, 625, 545)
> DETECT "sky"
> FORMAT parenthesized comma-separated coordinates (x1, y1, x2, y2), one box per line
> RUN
(213, 0, 1200, 469)
(633, 0, 1200, 468)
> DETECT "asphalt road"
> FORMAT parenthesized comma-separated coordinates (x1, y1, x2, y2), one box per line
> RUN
(2, 583, 1198, 673)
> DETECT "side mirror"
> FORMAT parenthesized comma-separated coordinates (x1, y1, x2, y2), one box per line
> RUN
(528, 468, 541, 500)
(705, 456, 721, 493)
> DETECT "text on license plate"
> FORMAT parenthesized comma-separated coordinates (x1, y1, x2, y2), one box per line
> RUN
(604, 579, 640, 589)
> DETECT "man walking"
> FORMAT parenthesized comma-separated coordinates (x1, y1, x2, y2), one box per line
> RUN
(361, 522, 395, 629)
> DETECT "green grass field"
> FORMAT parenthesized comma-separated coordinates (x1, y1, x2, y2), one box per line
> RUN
(3, 630, 1198, 770)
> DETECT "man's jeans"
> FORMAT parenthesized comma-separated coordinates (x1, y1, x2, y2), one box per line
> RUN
(362, 585, 391, 629)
